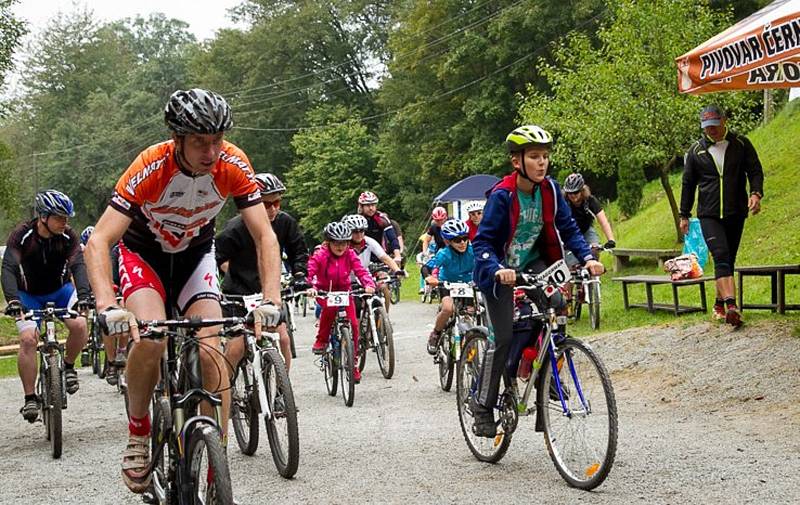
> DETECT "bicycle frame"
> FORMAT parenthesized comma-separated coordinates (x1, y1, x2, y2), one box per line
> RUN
(443, 282, 482, 363)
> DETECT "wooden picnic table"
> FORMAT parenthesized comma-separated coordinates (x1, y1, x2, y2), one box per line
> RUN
(736, 264, 800, 314)
(610, 248, 682, 272)
(613, 275, 713, 315)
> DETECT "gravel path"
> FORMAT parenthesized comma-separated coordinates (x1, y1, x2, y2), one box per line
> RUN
(0, 302, 798, 504)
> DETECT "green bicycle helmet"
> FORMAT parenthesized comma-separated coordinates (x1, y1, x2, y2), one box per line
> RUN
(505, 125, 553, 153)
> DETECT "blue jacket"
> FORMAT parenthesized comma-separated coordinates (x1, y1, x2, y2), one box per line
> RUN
(424, 244, 475, 283)
(473, 174, 593, 292)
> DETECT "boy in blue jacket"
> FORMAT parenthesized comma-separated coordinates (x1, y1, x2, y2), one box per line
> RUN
(421, 219, 475, 354)
(470, 125, 605, 437)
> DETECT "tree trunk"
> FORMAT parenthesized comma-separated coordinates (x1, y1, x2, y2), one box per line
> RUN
(660, 155, 682, 244)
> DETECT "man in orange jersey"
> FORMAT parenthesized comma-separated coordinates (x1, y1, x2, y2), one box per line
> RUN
(85, 89, 282, 494)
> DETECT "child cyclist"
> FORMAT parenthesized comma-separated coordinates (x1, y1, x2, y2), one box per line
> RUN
(307, 221, 376, 383)
(422, 219, 475, 355)
(471, 125, 605, 438)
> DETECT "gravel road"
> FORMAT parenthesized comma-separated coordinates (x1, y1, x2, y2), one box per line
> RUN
(0, 301, 798, 504)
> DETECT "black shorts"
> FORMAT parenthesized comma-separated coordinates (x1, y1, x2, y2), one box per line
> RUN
(699, 216, 746, 279)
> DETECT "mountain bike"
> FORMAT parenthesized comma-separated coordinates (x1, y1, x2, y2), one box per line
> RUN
(21, 303, 82, 459)
(140, 316, 238, 505)
(315, 290, 357, 407)
(356, 283, 395, 380)
(81, 305, 105, 376)
(456, 260, 617, 490)
(432, 281, 484, 392)
(222, 294, 299, 479)
(279, 275, 300, 359)
(568, 246, 609, 330)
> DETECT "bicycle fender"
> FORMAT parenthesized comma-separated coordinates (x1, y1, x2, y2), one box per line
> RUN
(177, 415, 220, 456)
(462, 326, 490, 340)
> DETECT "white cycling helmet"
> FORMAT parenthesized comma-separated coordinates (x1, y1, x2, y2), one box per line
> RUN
(441, 219, 469, 240)
(341, 214, 368, 231)
(324, 221, 353, 241)
(464, 201, 484, 213)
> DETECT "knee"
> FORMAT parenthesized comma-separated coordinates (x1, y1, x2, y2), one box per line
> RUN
(19, 331, 38, 352)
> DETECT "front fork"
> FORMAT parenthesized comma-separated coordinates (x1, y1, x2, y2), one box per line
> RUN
(246, 334, 273, 422)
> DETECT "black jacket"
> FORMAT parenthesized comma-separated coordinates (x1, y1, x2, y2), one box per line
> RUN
(215, 211, 308, 295)
(680, 131, 764, 219)
(2, 220, 92, 301)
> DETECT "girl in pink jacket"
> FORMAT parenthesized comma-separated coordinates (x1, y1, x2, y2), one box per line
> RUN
(307, 222, 375, 382)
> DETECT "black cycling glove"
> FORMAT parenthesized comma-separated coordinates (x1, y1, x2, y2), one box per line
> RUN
(603, 240, 616, 250)
(4, 300, 23, 317)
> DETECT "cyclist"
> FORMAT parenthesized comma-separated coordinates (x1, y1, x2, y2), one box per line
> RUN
(471, 125, 604, 438)
(356, 191, 402, 263)
(307, 222, 375, 383)
(421, 206, 448, 255)
(422, 219, 475, 355)
(216, 172, 308, 373)
(341, 214, 404, 313)
(84, 88, 282, 494)
(562, 173, 616, 267)
(463, 201, 484, 241)
(80, 225, 127, 385)
(2, 190, 92, 422)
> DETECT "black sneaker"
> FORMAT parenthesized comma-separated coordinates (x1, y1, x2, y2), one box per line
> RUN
(549, 381, 570, 402)
(65, 368, 79, 395)
(20, 398, 39, 423)
(106, 365, 119, 386)
(427, 331, 441, 356)
(468, 397, 497, 438)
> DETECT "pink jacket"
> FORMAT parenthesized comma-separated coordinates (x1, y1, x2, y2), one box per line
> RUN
(308, 246, 376, 292)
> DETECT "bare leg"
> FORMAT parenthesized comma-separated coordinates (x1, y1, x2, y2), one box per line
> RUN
(124, 288, 167, 419)
(63, 316, 88, 364)
(17, 328, 38, 395)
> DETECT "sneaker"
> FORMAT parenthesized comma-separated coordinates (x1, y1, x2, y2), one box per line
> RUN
(106, 365, 119, 386)
(65, 368, 79, 395)
(353, 367, 361, 384)
(312, 340, 326, 355)
(418, 289, 424, 295)
(427, 330, 441, 356)
(468, 397, 496, 438)
(726, 305, 743, 328)
(712, 303, 726, 321)
(20, 398, 39, 423)
(121, 434, 152, 494)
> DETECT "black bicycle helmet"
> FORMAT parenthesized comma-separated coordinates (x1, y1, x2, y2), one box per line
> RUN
(254, 173, 286, 196)
(164, 88, 232, 135)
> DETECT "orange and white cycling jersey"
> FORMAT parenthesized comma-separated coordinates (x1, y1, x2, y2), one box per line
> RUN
(110, 140, 262, 253)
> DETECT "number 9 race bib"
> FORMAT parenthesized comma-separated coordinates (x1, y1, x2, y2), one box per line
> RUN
(327, 291, 350, 307)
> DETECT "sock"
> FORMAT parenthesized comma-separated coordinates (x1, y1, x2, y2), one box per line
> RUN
(714, 299, 724, 307)
(129, 414, 151, 437)
(64, 361, 74, 370)
(724, 297, 736, 308)
(24, 393, 37, 402)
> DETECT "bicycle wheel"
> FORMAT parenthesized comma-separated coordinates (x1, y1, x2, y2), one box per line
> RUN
(437, 330, 454, 392)
(391, 283, 400, 305)
(283, 306, 297, 359)
(230, 359, 259, 455)
(340, 327, 355, 407)
(262, 349, 300, 478)
(90, 317, 102, 375)
(323, 350, 338, 397)
(46, 354, 63, 459)
(374, 307, 395, 379)
(185, 423, 234, 505)
(301, 295, 308, 318)
(150, 395, 171, 494)
(589, 282, 601, 330)
(357, 317, 369, 373)
(538, 337, 617, 490)
(456, 333, 511, 463)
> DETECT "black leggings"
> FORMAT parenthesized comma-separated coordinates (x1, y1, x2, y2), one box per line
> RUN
(699, 216, 746, 279)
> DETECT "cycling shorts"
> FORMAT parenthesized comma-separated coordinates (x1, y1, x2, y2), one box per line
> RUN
(118, 241, 220, 315)
(16, 283, 78, 333)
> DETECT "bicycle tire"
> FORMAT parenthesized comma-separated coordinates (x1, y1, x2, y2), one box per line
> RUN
(301, 295, 308, 318)
(340, 326, 355, 407)
(437, 331, 454, 392)
(456, 332, 511, 463)
(46, 354, 63, 459)
(589, 282, 600, 330)
(283, 305, 298, 359)
(185, 423, 234, 505)
(262, 349, 300, 479)
(324, 350, 338, 397)
(357, 317, 369, 373)
(374, 307, 395, 379)
(391, 283, 400, 305)
(150, 395, 171, 494)
(230, 359, 259, 455)
(538, 337, 617, 490)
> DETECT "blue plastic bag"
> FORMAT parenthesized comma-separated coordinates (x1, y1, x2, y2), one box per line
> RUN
(682, 217, 708, 269)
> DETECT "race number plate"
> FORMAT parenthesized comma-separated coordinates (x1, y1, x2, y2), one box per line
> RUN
(242, 294, 263, 312)
(327, 291, 350, 307)
(536, 259, 571, 297)
(446, 282, 474, 298)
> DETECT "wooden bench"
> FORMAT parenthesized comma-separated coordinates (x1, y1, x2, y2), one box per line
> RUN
(610, 248, 682, 272)
(736, 264, 800, 314)
(613, 275, 713, 315)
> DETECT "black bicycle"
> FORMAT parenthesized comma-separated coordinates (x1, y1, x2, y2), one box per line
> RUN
(316, 289, 357, 407)
(140, 316, 238, 505)
(82, 305, 105, 377)
(21, 303, 82, 459)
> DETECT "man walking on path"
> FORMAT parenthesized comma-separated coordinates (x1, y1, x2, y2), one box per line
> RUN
(680, 104, 764, 328)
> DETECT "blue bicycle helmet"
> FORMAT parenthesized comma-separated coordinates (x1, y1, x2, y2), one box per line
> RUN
(80, 226, 95, 245)
(441, 219, 469, 240)
(35, 190, 75, 217)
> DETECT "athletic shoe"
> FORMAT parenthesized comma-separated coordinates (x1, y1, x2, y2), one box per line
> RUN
(65, 368, 79, 394)
(726, 305, 743, 328)
(712, 304, 726, 321)
(20, 398, 39, 423)
(427, 330, 440, 356)
(312, 339, 326, 354)
(121, 434, 152, 493)
(468, 397, 496, 438)
(353, 367, 361, 383)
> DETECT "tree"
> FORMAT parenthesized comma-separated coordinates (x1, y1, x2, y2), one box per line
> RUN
(0, 0, 27, 116)
(519, 0, 760, 243)
(285, 104, 376, 240)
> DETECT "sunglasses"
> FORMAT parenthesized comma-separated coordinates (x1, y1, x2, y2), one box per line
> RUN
(450, 236, 469, 244)
(264, 199, 281, 208)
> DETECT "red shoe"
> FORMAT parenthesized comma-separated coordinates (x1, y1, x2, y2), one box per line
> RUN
(725, 304, 743, 328)
(712, 303, 726, 321)
(312, 339, 327, 354)
(353, 367, 361, 384)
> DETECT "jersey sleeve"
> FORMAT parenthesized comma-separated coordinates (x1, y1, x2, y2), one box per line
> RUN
(218, 143, 261, 209)
(110, 147, 167, 217)
(587, 195, 603, 214)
